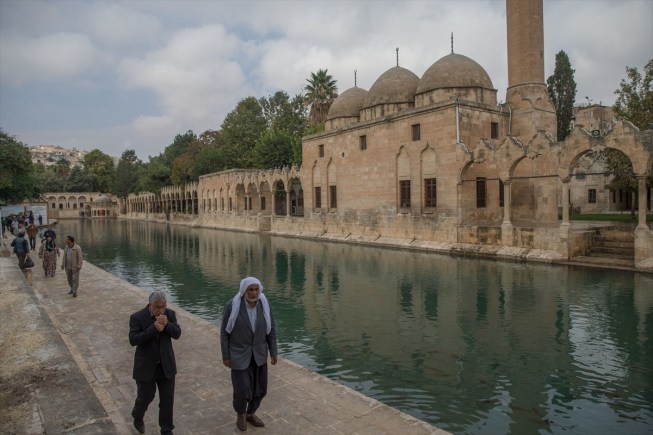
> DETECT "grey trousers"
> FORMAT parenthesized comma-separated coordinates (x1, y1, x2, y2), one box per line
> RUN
(66, 268, 80, 294)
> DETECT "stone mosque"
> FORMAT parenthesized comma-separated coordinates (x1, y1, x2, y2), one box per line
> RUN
(124, 0, 653, 271)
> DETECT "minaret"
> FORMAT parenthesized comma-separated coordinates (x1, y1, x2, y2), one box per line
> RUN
(505, 0, 557, 140)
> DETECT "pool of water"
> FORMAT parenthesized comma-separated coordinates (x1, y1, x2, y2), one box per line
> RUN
(55, 219, 653, 434)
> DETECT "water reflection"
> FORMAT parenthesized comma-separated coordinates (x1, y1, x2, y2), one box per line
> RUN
(57, 219, 653, 434)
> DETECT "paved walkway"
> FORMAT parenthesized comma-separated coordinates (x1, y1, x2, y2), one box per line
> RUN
(0, 244, 447, 435)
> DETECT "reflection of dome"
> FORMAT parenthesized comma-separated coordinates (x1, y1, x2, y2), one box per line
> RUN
(327, 87, 368, 120)
(363, 66, 419, 109)
(417, 53, 493, 94)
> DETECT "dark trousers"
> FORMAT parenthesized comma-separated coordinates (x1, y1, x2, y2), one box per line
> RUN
(29, 236, 36, 250)
(16, 253, 26, 269)
(132, 363, 175, 433)
(231, 356, 268, 415)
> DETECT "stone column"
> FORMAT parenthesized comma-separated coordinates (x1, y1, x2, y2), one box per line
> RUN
(561, 177, 570, 225)
(501, 180, 514, 246)
(502, 180, 512, 225)
(637, 175, 648, 230)
(286, 190, 291, 216)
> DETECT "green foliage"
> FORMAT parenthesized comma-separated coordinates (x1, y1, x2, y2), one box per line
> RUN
(67, 166, 95, 191)
(114, 150, 142, 198)
(614, 59, 653, 130)
(161, 130, 197, 168)
(305, 69, 338, 126)
(136, 156, 171, 194)
(571, 213, 652, 222)
(193, 130, 226, 176)
(0, 128, 44, 203)
(83, 149, 116, 192)
(220, 97, 268, 168)
(547, 50, 577, 141)
(259, 91, 308, 136)
(253, 129, 300, 169)
(36, 162, 65, 192)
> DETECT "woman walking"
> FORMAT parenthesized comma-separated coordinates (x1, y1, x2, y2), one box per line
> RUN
(39, 235, 60, 277)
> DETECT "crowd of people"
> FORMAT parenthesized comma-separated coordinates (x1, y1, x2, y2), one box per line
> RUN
(5, 212, 278, 434)
(5, 213, 84, 297)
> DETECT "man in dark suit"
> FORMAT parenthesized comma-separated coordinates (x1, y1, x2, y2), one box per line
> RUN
(221, 277, 278, 431)
(129, 291, 182, 435)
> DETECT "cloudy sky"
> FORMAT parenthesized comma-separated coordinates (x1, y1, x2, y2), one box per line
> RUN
(1, 0, 651, 161)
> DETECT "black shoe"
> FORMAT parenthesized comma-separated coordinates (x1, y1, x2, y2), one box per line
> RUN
(133, 419, 145, 434)
(68, 290, 73, 294)
(73, 293, 77, 297)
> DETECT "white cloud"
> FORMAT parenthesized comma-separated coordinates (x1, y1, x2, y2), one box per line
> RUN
(0, 32, 102, 86)
(82, 2, 164, 48)
(1, 0, 651, 160)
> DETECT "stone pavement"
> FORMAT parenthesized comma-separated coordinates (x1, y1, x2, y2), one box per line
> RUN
(0, 246, 447, 435)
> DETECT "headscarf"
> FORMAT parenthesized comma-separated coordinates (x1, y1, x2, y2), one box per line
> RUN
(45, 236, 56, 251)
(225, 277, 271, 334)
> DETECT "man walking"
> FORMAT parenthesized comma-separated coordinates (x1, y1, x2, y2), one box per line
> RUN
(26, 223, 39, 250)
(129, 291, 181, 435)
(61, 235, 83, 297)
(221, 277, 278, 431)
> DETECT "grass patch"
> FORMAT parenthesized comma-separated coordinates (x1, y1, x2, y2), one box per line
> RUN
(571, 213, 653, 222)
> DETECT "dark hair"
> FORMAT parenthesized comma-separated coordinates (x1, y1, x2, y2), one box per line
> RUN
(67, 235, 75, 243)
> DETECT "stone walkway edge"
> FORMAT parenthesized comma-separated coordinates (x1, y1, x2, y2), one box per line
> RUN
(1, 249, 448, 435)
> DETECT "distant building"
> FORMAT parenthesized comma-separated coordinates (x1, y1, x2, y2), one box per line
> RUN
(29, 145, 87, 167)
(573, 104, 615, 135)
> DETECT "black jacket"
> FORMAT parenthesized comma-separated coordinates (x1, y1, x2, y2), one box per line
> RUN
(129, 306, 181, 381)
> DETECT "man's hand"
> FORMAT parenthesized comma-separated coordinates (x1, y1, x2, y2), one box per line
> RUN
(154, 314, 168, 332)
(271, 355, 278, 365)
(223, 359, 231, 368)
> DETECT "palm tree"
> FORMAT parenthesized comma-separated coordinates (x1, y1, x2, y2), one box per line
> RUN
(304, 69, 338, 126)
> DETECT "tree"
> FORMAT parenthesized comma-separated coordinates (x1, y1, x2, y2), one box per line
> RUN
(0, 128, 43, 203)
(614, 59, 653, 130)
(36, 162, 65, 192)
(304, 69, 338, 126)
(546, 50, 577, 141)
(162, 130, 197, 168)
(83, 149, 116, 192)
(136, 156, 171, 194)
(114, 150, 142, 198)
(192, 130, 225, 177)
(259, 91, 308, 137)
(67, 165, 95, 192)
(220, 97, 268, 168)
(253, 129, 300, 169)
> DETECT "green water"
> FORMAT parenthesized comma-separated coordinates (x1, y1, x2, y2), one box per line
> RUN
(56, 219, 653, 434)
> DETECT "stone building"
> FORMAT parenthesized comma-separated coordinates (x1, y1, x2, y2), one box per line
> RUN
(126, 0, 653, 271)
(45, 192, 119, 219)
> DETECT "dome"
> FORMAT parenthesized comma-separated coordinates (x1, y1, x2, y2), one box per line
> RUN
(363, 66, 419, 109)
(95, 194, 112, 204)
(417, 53, 494, 94)
(327, 87, 368, 120)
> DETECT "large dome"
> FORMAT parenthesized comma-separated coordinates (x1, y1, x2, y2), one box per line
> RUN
(363, 66, 419, 109)
(327, 86, 368, 120)
(417, 53, 494, 94)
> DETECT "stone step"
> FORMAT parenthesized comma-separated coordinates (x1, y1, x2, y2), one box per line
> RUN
(565, 256, 636, 271)
(594, 235, 634, 244)
(593, 239, 635, 248)
(590, 245, 634, 255)
(586, 251, 634, 260)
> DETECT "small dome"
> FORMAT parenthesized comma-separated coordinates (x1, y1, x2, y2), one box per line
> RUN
(327, 87, 368, 120)
(363, 66, 419, 109)
(95, 195, 112, 203)
(417, 53, 494, 94)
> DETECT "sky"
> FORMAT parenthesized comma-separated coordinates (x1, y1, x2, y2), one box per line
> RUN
(1, 0, 651, 162)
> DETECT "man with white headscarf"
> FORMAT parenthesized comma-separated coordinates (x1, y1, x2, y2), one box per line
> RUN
(221, 277, 278, 431)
